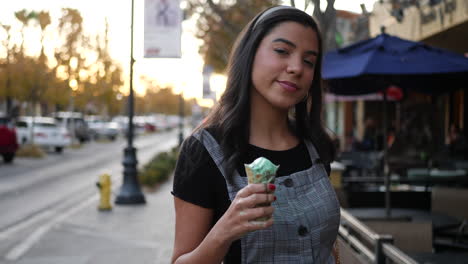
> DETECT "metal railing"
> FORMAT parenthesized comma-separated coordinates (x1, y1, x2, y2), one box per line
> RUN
(339, 208, 419, 264)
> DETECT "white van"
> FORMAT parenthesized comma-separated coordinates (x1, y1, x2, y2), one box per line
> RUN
(52, 112, 91, 143)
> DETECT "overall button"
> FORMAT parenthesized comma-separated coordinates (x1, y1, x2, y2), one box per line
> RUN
(298, 225, 309, 236)
(284, 178, 294, 187)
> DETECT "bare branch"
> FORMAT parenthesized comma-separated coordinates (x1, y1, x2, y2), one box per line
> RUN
(311, 0, 323, 24)
(238, 0, 257, 19)
(206, 0, 241, 35)
(304, 0, 310, 10)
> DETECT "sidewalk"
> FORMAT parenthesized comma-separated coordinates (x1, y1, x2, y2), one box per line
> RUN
(6, 177, 175, 264)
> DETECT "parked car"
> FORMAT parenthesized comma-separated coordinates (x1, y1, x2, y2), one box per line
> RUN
(0, 116, 19, 163)
(52, 112, 91, 143)
(112, 116, 144, 138)
(86, 119, 120, 141)
(16, 117, 71, 153)
(134, 116, 153, 134)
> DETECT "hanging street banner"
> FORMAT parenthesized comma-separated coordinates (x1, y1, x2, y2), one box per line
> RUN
(144, 0, 182, 58)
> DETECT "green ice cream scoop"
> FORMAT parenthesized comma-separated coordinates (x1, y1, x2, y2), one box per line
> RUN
(244, 157, 279, 184)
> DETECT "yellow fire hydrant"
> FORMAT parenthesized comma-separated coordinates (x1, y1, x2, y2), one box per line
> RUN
(96, 174, 112, 211)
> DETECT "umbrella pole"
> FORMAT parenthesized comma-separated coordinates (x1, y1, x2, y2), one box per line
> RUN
(383, 91, 391, 218)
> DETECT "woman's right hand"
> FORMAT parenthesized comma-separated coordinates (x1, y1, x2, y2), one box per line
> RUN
(211, 183, 276, 244)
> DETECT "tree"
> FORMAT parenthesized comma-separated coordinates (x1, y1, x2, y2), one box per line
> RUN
(54, 8, 86, 112)
(35, 11, 51, 63)
(72, 19, 124, 117)
(12, 9, 51, 116)
(0, 24, 14, 116)
(309, 0, 337, 52)
(288, 0, 338, 52)
(10, 10, 33, 112)
(1, 8, 126, 117)
(187, 0, 338, 73)
(14, 10, 35, 52)
(141, 86, 179, 115)
(91, 19, 124, 116)
(185, 0, 280, 73)
(28, 11, 52, 116)
(136, 78, 193, 116)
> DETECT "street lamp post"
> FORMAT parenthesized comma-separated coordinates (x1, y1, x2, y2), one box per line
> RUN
(178, 92, 184, 146)
(115, 0, 145, 205)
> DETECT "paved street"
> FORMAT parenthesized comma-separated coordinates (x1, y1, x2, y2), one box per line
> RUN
(0, 129, 181, 264)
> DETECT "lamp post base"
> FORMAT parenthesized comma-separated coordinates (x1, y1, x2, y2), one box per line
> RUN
(115, 146, 146, 204)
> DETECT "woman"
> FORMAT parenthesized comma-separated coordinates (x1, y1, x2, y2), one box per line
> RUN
(171, 6, 340, 263)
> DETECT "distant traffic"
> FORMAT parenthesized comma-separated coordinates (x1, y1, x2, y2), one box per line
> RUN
(0, 111, 191, 163)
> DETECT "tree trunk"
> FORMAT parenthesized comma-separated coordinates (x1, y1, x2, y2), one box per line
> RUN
(311, 0, 337, 52)
(6, 96, 12, 117)
(6, 74, 12, 117)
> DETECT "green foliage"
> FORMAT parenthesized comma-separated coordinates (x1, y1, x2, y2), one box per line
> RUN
(186, 0, 281, 73)
(134, 83, 194, 116)
(138, 147, 179, 188)
(186, 0, 339, 71)
(0, 8, 125, 116)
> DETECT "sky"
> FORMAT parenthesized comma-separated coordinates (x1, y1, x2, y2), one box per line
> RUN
(0, 0, 378, 105)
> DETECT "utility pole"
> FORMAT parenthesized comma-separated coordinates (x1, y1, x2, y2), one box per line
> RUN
(115, 0, 146, 205)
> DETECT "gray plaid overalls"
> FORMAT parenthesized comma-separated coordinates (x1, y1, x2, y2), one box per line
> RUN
(195, 129, 340, 263)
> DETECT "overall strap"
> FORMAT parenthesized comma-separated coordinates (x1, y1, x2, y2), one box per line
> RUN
(304, 139, 322, 164)
(193, 129, 245, 200)
(192, 129, 228, 179)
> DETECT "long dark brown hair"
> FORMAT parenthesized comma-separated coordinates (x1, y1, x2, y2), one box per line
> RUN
(196, 6, 335, 181)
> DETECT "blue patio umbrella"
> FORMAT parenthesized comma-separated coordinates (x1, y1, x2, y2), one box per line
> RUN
(322, 33, 468, 95)
(322, 32, 468, 217)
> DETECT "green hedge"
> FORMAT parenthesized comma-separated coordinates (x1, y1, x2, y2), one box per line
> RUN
(139, 147, 179, 187)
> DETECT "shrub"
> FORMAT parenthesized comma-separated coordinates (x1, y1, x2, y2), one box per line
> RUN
(16, 144, 46, 158)
(139, 146, 179, 188)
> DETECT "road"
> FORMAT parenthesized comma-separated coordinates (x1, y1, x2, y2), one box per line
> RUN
(0, 129, 181, 262)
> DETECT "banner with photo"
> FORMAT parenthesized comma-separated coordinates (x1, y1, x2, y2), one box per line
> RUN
(144, 0, 182, 58)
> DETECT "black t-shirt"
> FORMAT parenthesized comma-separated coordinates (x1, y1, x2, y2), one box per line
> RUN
(171, 130, 330, 263)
